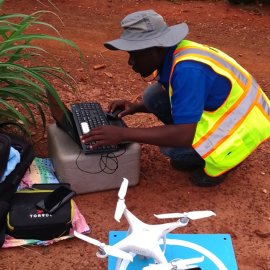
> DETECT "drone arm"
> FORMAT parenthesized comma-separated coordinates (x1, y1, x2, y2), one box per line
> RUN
(164, 219, 189, 235)
(113, 235, 130, 251)
(123, 208, 145, 232)
(150, 219, 189, 241)
(115, 258, 122, 270)
(150, 242, 168, 264)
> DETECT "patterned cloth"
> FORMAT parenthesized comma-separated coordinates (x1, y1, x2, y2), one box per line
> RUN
(2, 158, 90, 248)
(19, 158, 59, 188)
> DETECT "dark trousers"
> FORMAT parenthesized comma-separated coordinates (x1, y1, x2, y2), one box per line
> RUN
(142, 82, 205, 170)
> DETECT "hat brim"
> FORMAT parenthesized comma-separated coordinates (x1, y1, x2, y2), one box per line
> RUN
(104, 23, 189, 51)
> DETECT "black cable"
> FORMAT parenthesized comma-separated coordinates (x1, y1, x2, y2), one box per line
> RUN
(75, 145, 127, 174)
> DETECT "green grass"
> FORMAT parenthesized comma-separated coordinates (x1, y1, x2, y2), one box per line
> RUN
(0, 7, 83, 135)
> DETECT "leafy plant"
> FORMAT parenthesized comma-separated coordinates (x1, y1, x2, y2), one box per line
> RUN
(0, 4, 82, 135)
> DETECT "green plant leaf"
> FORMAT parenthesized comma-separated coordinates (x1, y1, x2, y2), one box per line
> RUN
(0, 44, 47, 55)
(0, 34, 83, 59)
(0, 7, 83, 136)
(0, 98, 29, 126)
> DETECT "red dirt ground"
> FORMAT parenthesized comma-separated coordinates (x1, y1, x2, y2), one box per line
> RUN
(1, 0, 270, 269)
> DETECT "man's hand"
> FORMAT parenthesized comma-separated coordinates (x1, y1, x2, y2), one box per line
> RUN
(108, 99, 148, 118)
(80, 125, 125, 149)
(80, 123, 197, 149)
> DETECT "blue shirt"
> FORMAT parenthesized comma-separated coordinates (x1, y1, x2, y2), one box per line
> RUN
(158, 46, 231, 124)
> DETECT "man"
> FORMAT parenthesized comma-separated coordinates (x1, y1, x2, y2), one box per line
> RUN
(81, 10, 270, 186)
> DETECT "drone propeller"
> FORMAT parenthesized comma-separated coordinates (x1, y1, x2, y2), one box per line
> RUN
(143, 256, 204, 270)
(154, 210, 216, 220)
(74, 231, 133, 261)
(114, 178, 129, 222)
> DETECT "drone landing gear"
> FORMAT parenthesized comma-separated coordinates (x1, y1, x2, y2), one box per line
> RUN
(96, 247, 107, 259)
(96, 252, 107, 259)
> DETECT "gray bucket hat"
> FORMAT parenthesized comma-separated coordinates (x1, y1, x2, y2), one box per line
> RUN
(104, 10, 189, 51)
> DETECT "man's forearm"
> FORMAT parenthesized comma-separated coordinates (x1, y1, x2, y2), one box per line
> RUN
(121, 124, 196, 147)
(133, 101, 149, 113)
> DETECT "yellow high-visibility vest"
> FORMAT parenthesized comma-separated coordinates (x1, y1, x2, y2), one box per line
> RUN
(169, 40, 270, 177)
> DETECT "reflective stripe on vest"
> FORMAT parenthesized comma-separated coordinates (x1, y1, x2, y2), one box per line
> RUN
(169, 40, 270, 177)
(195, 77, 259, 158)
(258, 93, 270, 118)
(174, 48, 248, 87)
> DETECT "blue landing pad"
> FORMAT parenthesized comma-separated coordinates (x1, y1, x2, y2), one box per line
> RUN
(108, 231, 238, 270)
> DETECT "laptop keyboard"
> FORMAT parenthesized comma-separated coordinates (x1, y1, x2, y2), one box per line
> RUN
(71, 102, 119, 154)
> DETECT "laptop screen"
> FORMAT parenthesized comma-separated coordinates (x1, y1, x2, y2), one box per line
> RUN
(46, 90, 81, 146)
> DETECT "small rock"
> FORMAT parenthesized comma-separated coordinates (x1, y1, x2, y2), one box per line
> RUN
(93, 64, 106, 70)
(262, 189, 267, 194)
(254, 229, 270, 238)
(254, 223, 270, 238)
(104, 72, 113, 78)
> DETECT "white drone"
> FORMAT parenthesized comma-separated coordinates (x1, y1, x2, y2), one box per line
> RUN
(74, 178, 216, 270)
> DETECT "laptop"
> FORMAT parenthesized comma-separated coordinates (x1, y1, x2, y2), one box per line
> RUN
(46, 90, 126, 154)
